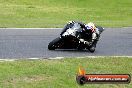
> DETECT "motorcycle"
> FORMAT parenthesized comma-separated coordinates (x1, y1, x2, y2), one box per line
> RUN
(48, 23, 104, 53)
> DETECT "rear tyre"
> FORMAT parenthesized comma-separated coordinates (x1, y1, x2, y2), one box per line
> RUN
(48, 37, 62, 50)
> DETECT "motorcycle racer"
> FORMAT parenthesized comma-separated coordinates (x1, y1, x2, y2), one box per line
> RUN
(61, 21, 103, 51)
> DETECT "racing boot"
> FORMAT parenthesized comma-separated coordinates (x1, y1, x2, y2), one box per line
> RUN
(88, 40, 97, 53)
(89, 35, 100, 53)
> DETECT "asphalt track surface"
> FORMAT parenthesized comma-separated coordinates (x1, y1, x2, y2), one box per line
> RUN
(0, 28, 132, 59)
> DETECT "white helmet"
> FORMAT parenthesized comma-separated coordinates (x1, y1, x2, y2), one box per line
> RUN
(85, 22, 96, 32)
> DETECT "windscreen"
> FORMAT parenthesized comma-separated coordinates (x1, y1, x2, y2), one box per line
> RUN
(71, 23, 81, 31)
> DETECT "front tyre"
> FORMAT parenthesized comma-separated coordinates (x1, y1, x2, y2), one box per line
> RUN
(48, 37, 62, 50)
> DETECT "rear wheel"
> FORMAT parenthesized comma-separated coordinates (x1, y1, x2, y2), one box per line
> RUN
(48, 37, 63, 50)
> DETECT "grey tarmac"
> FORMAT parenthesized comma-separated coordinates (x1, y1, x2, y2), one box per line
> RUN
(0, 27, 132, 59)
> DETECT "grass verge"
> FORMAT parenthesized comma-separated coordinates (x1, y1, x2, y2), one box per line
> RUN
(0, 0, 132, 28)
(0, 57, 131, 88)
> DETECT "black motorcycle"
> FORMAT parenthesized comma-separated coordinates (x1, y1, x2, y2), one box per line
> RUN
(48, 23, 104, 53)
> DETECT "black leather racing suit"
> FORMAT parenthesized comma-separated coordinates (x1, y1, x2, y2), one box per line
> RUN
(61, 21, 100, 48)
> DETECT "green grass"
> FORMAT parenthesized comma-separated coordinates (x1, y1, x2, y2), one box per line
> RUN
(0, 57, 132, 88)
(0, 0, 131, 28)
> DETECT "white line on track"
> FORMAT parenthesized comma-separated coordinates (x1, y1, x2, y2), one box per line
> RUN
(0, 27, 131, 30)
(28, 58, 40, 60)
(0, 56, 131, 62)
(0, 59, 17, 62)
(48, 56, 132, 59)
(77, 56, 132, 58)
(0, 28, 61, 30)
(48, 57, 64, 60)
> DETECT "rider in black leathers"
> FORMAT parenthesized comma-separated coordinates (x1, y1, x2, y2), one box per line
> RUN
(61, 21, 103, 51)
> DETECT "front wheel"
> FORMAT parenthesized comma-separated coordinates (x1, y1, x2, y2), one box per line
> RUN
(48, 37, 63, 50)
